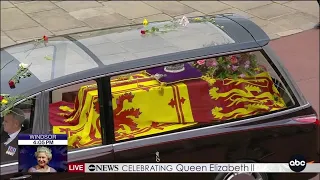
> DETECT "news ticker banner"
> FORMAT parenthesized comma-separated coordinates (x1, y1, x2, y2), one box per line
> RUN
(17, 134, 68, 173)
(68, 163, 320, 173)
(18, 134, 68, 145)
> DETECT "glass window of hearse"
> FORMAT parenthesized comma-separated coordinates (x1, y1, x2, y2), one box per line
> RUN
(1, 46, 299, 110)
(0, 48, 301, 167)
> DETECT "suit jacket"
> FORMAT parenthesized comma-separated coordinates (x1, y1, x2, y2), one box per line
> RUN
(1, 129, 32, 164)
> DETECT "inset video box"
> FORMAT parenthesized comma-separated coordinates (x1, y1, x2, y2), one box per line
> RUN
(18, 134, 68, 173)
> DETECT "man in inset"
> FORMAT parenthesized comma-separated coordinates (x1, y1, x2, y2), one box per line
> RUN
(1, 108, 26, 162)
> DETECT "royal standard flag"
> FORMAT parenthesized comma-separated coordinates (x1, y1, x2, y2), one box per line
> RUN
(49, 72, 286, 147)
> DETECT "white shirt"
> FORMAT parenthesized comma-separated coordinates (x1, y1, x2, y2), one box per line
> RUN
(4, 129, 21, 146)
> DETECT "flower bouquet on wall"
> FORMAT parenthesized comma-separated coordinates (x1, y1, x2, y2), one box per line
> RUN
(192, 52, 266, 79)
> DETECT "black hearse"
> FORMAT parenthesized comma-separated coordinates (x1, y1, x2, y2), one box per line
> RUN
(1, 14, 319, 180)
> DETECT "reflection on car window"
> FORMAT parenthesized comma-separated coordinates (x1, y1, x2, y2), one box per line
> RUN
(109, 51, 295, 142)
(48, 80, 102, 150)
(71, 16, 235, 66)
(1, 100, 34, 165)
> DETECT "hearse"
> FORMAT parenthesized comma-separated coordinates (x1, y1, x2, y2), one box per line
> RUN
(0, 14, 319, 180)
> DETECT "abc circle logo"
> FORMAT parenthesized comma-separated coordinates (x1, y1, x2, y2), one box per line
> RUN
(88, 164, 96, 171)
(288, 155, 307, 172)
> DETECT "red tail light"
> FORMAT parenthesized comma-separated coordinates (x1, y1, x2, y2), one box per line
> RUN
(293, 116, 320, 126)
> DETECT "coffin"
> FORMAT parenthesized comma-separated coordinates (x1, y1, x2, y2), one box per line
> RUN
(49, 69, 286, 148)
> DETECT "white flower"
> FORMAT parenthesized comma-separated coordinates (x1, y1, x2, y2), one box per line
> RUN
(154, 73, 164, 80)
(19, 63, 29, 69)
(179, 16, 189, 27)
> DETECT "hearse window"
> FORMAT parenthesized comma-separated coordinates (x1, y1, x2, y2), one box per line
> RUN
(1, 98, 35, 165)
(110, 50, 295, 142)
(48, 80, 102, 150)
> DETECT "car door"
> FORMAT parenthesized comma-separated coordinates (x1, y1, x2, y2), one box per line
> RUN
(36, 78, 115, 180)
(1, 77, 115, 180)
(104, 50, 304, 180)
(1, 95, 39, 180)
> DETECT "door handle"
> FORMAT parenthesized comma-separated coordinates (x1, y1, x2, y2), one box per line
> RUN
(10, 175, 32, 180)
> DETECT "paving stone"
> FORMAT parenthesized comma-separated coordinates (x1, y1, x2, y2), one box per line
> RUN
(276, 29, 303, 37)
(102, 1, 161, 19)
(52, 26, 92, 36)
(269, 12, 319, 31)
(144, 1, 194, 17)
(87, 42, 127, 57)
(81, 13, 133, 29)
(15, 1, 59, 13)
(133, 14, 172, 24)
(118, 36, 173, 53)
(28, 9, 86, 32)
(54, 1, 102, 12)
(283, 1, 320, 18)
(272, 1, 291, 4)
(134, 46, 181, 59)
(9, 1, 28, 4)
(4, 26, 53, 41)
(1, 1, 14, 9)
(69, 6, 115, 21)
(248, 17, 269, 27)
(180, 1, 230, 14)
(16, 39, 37, 44)
(1, 8, 39, 31)
(247, 3, 295, 20)
(175, 11, 205, 19)
(104, 29, 145, 43)
(76, 34, 112, 47)
(211, 8, 254, 18)
(100, 53, 138, 65)
(1, 35, 16, 48)
(267, 33, 281, 40)
(260, 23, 288, 35)
(220, 1, 273, 11)
(1, 31, 6, 36)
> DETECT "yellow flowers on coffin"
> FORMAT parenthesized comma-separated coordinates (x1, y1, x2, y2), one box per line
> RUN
(143, 18, 149, 26)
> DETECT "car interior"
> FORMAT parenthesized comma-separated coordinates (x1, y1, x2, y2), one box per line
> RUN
(41, 50, 297, 149)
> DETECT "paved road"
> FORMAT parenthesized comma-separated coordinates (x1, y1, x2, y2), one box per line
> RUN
(270, 28, 319, 116)
(270, 28, 319, 180)
(1, 1, 319, 48)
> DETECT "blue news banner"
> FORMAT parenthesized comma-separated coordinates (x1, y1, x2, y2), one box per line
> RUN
(18, 134, 68, 173)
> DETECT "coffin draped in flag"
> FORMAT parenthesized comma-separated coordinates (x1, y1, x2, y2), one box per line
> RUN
(49, 72, 286, 148)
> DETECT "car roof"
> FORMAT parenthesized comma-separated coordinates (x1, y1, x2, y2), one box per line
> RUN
(1, 14, 269, 97)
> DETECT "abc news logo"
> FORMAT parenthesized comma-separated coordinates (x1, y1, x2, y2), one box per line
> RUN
(88, 164, 119, 172)
(288, 155, 307, 172)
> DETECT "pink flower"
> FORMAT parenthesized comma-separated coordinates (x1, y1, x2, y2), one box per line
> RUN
(245, 60, 250, 65)
(197, 60, 205, 65)
(206, 59, 217, 67)
(244, 64, 250, 69)
(0, 96, 3, 101)
(239, 74, 246, 78)
(230, 56, 238, 64)
(232, 65, 239, 71)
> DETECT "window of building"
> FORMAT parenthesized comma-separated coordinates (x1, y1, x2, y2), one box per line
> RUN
(110, 50, 295, 142)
